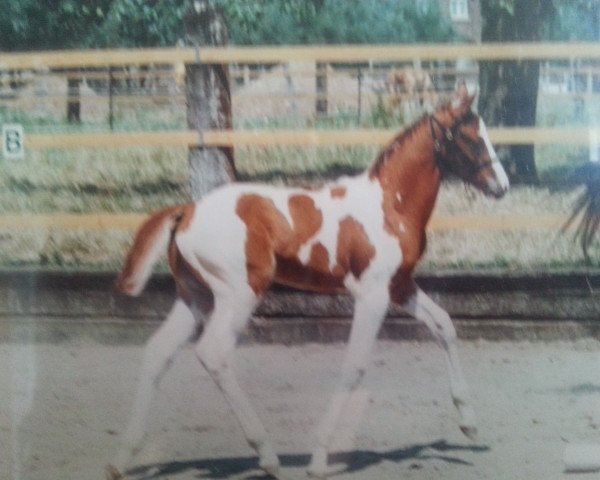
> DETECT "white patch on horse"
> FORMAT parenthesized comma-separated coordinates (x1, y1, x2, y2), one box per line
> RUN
(176, 186, 249, 292)
(478, 117, 497, 162)
(478, 117, 510, 193)
(296, 174, 403, 288)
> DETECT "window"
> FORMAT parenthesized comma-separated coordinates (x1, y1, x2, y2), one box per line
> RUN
(450, 0, 469, 21)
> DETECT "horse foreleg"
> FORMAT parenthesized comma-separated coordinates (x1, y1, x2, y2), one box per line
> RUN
(195, 291, 280, 477)
(107, 299, 198, 479)
(403, 287, 477, 438)
(307, 287, 389, 479)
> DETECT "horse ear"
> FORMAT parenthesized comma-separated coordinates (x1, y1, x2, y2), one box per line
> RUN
(469, 85, 478, 105)
(452, 80, 475, 109)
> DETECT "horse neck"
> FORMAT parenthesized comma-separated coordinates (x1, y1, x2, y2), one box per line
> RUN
(369, 121, 442, 228)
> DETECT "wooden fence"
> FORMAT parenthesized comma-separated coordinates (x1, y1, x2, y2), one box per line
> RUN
(2, 42, 600, 232)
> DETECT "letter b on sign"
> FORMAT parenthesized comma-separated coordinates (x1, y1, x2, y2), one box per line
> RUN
(2, 124, 25, 160)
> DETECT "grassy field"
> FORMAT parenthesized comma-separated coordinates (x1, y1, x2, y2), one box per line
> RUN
(1, 90, 599, 272)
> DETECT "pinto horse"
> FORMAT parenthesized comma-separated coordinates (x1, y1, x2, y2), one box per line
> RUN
(106, 82, 509, 480)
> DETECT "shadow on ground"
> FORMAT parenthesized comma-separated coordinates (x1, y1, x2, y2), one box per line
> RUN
(128, 439, 490, 479)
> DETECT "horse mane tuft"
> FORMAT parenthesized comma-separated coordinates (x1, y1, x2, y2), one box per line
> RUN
(369, 102, 453, 177)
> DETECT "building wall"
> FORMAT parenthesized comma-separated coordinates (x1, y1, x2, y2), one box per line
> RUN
(439, 0, 482, 42)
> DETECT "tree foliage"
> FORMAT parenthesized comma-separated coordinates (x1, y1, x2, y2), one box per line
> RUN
(0, 0, 110, 50)
(223, 0, 453, 45)
(92, 0, 188, 47)
(0, 0, 454, 50)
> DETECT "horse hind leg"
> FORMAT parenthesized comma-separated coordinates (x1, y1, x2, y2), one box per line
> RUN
(195, 286, 280, 476)
(106, 298, 199, 479)
(402, 287, 477, 439)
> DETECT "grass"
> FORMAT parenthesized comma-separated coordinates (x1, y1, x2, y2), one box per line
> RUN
(1, 93, 599, 271)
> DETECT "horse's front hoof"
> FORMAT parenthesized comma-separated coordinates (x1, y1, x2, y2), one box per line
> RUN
(258, 444, 280, 478)
(307, 468, 328, 479)
(307, 462, 330, 480)
(105, 464, 123, 480)
(260, 462, 281, 479)
(460, 423, 478, 440)
(459, 404, 478, 440)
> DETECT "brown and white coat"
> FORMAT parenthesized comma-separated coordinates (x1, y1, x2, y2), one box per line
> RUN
(107, 83, 509, 480)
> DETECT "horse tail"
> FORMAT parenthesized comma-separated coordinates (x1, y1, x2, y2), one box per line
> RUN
(561, 162, 600, 261)
(118, 205, 191, 296)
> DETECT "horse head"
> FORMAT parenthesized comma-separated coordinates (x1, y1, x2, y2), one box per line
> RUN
(430, 82, 509, 198)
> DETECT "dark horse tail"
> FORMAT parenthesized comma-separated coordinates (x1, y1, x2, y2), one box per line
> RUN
(561, 162, 600, 261)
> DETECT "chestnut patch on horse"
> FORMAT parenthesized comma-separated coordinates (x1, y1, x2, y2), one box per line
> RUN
(236, 194, 290, 294)
(236, 193, 325, 294)
(335, 217, 376, 279)
(288, 194, 323, 247)
(307, 242, 331, 273)
(329, 186, 347, 199)
(176, 203, 196, 233)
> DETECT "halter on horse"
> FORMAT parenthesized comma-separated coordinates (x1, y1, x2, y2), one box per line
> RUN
(106, 82, 509, 480)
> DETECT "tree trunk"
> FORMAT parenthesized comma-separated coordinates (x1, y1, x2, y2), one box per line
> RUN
(479, 59, 540, 183)
(478, 0, 555, 184)
(184, 1, 236, 200)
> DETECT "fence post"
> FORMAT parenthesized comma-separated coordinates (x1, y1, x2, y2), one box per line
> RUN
(316, 62, 328, 117)
(67, 71, 81, 123)
(184, 0, 236, 200)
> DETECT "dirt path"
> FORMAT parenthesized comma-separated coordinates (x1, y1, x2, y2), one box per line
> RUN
(2, 335, 600, 480)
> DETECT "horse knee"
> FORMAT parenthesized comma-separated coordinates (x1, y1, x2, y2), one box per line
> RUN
(195, 340, 229, 380)
(432, 312, 457, 345)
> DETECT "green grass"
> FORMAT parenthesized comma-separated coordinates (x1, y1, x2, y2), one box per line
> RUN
(1, 95, 599, 271)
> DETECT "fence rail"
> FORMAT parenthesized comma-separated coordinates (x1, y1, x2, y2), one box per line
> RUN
(3, 43, 600, 70)
(2, 42, 600, 234)
(0, 212, 574, 232)
(2, 127, 600, 151)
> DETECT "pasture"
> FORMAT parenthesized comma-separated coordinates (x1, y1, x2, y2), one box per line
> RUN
(1, 88, 599, 270)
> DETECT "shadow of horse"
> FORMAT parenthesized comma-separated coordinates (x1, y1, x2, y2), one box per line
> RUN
(127, 439, 490, 479)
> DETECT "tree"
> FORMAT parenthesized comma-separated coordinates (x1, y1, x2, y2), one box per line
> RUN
(478, 0, 600, 185)
(88, 0, 188, 47)
(220, 0, 453, 117)
(184, 0, 235, 199)
(0, 0, 110, 50)
(478, 0, 556, 184)
(547, 1, 600, 42)
(222, 0, 453, 45)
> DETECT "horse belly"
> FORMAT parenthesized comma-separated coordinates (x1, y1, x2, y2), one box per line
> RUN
(273, 255, 346, 294)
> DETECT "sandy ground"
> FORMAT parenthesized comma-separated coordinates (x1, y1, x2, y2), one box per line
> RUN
(3, 332, 600, 480)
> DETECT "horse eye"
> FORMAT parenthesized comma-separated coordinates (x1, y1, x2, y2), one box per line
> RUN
(475, 139, 486, 155)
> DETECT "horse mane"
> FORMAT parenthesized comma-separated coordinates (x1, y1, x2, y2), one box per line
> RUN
(369, 101, 452, 177)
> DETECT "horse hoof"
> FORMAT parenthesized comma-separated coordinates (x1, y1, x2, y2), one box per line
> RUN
(257, 443, 280, 477)
(105, 464, 123, 480)
(307, 466, 328, 479)
(307, 471, 327, 479)
(460, 423, 478, 440)
(260, 463, 280, 479)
